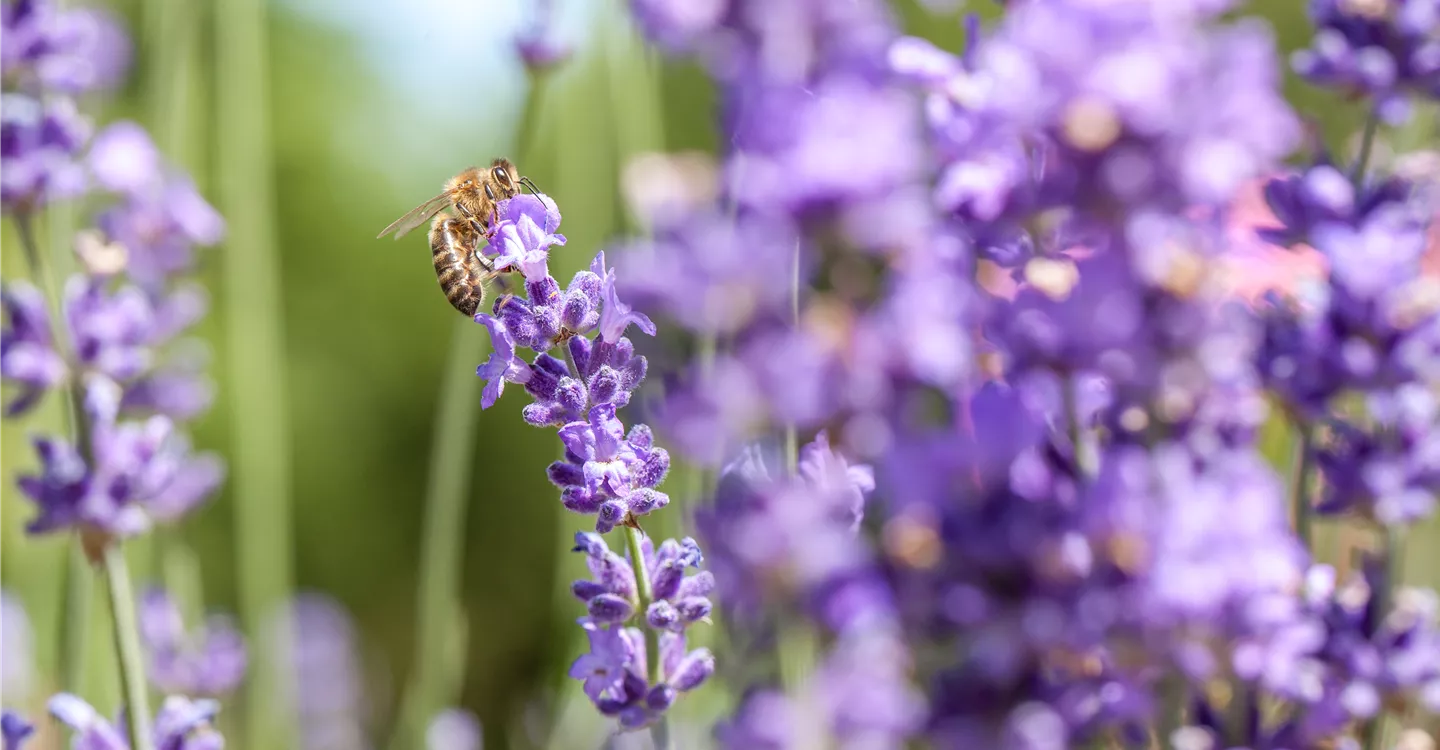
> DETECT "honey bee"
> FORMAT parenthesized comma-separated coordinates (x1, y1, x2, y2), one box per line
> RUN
(377, 158, 539, 317)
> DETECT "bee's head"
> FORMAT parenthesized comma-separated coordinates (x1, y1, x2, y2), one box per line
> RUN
(490, 159, 521, 198)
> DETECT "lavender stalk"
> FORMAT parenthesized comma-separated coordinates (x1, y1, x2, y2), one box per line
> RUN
(215, 0, 296, 745)
(101, 544, 155, 750)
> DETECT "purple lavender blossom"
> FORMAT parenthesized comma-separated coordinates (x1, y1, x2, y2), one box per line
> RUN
(139, 588, 247, 697)
(1, 92, 89, 211)
(0, 712, 31, 750)
(19, 375, 180, 540)
(92, 147, 226, 290)
(476, 195, 672, 532)
(274, 593, 373, 750)
(426, 709, 482, 750)
(1292, 0, 1440, 123)
(567, 620, 714, 730)
(1271, 562, 1440, 743)
(0, 280, 66, 415)
(567, 532, 715, 727)
(570, 531, 713, 632)
(1, 0, 131, 94)
(513, 0, 571, 72)
(48, 692, 223, 750)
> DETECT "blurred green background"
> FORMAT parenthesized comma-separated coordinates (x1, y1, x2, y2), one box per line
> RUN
(1, 0, 1433, 748)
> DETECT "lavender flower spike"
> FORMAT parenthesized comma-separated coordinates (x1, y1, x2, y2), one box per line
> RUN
(139, 587, 247, 697)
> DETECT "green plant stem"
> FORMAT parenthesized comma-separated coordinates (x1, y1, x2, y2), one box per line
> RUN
(1063, 375, 1095, 478)
(215, 0, 296, 746)
(12, 212, 95, 695)
(103, 543, 155, 750)
(1289, 423, 1315, 551)
(387, 323, 488, 750)
(1352, 111, 1380, 188)
(622, 524, 667, 750)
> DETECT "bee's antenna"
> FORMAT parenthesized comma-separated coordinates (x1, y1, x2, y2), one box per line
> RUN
(520, 176, 543, 196)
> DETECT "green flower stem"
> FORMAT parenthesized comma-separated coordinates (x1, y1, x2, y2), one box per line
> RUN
(1352, 110, 1380, 189)
(102, 543, 155, 750)
(1063, 375, 1095, 478)
(622, 523, 668, 750)
(1289, 422, 1315, 551)
(12, 212, 95, 695)
(215, 0, 296, 746)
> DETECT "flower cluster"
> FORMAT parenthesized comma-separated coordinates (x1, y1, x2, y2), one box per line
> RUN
(139, 588, 247, 697)
(612, 0, 1440, 748)
(475, 195, 668, 533)
(568, 532, 715, 728)
(2, 1, 234, 744)
(1, 0, 128, 212)
(470, 187, 717, 729)
(2, 124, 226, 545)
(1292, 0, 1440, 124)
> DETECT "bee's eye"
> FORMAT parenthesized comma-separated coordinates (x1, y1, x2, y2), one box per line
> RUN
(492, 167, 509, 184)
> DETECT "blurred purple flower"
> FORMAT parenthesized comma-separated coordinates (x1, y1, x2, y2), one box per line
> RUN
(274, 592, 373, 750)
(95, 172, 226, 291)
(1292, 0, 1440, 123)
(0, 712, 31, 750)
(0, 280, 66, 416)
(1, 92, 89, 211)
(568, 619, 713, 729)
(48, 692, 223, 750)
(19, 376, 180, 540)
(88, 120, 161, 195)
(1, 0, 131, 94)
(513, 0, 570, 72)
(139, 587, 247, 697)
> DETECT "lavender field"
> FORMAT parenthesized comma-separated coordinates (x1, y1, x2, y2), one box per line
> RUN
(2, 0, 1440, 748)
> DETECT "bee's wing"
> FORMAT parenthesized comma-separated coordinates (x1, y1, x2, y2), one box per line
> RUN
(376, 192, 453, 240)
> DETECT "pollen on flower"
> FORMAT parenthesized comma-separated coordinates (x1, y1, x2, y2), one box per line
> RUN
(1119, 405, 1149, 433)
(1061, 96, 1122, 153)
(1024, 257, 1080, 301)
(882, 512, 942, 570)
(801, 296, 855, 355)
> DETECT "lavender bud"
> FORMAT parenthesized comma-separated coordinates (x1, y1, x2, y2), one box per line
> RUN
(618, 356, 647, 394)
(561, 486, 603, 514)
(647, 601, 680, 632)
(525, 275, 561, 306)
(651, 562, 684, 603)
(571, 581, 606, 602)
(597, 500, 627, 533)
(561, 289, 592, 332)
(627, 423, 654, 450)
(645, 685, 677, 712)
(546, 460, 584, 488)
(668, 649, 715, 692)
(587, 594, 635, 624)
(634, 446, 670, 489)
(627, 488, 668, 517)
(588, 366, 621, 406)
(568, 335, 591, 377)
(675, 597, 712, 625)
